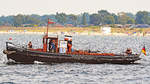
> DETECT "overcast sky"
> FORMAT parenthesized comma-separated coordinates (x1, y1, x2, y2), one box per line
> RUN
(0, 0, 149, 16)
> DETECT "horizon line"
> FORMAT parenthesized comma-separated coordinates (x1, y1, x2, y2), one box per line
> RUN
(1, 10, 150, 16)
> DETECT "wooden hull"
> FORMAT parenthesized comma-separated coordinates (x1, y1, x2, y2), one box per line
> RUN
(3, 42, 141, 64)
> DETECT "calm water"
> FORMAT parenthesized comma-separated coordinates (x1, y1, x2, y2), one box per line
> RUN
(0, 34, 150, 84)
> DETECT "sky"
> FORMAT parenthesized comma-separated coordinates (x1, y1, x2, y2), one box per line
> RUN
(0, 0, 149, 16)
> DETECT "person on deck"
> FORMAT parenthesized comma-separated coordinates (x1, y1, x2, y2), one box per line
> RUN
(28, 41, 32, 49)
(125, 48, 132, 55)
(67, 40, 72, 53)
(49, 40, 56, 53)
(49, 40, 52, 52)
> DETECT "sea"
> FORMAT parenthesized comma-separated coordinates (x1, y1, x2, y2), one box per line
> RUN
(0, 34, 150, 84)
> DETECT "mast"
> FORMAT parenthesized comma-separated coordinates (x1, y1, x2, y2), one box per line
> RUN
(43, 19, 55, 52)
(47, 18, 55, 36)
(46, 19, 50, 37)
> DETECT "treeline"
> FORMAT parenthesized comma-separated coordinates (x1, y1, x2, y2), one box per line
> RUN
(1, 10, 150, 27)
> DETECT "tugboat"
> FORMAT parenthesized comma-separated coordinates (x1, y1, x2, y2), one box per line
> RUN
(3, 19, 141, 64)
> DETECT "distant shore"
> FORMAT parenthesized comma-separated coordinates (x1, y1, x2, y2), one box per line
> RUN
(0, 27, 150, 36)
(0, 31, 149, 37)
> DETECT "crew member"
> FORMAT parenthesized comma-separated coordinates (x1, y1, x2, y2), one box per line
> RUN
(28, 41, 32, 49)
(49, 40, 52, 52)
(125, 48, 132, 54)
(49, 40, 56, 53)
(67, 40, 72, 53)
(64, 37, 72, 53)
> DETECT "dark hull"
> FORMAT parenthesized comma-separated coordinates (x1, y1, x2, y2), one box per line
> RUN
(4, 42, 141, 64)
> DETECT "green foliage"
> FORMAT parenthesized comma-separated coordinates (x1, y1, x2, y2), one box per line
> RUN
(13, 14, 24, 27)
(67, 14, 77, 26)
(136, 11, 150, 24)
(90, 14, 101, 25)
(0, 10, 150, 27)
(118, 12, 135, 25)
(103, 15, 115, 24)
(90, 10, 115, 25)
(13, 14, 41, 27)
(55, 12, 67, 25)
(82, 13, 88, 25)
